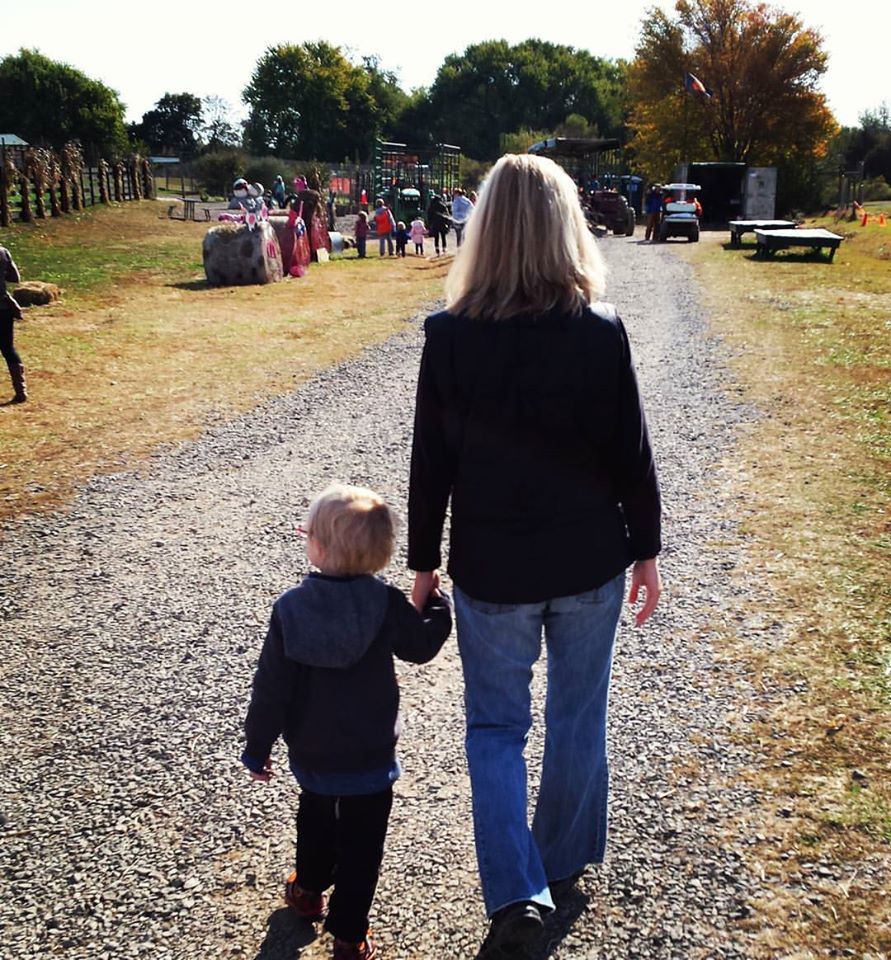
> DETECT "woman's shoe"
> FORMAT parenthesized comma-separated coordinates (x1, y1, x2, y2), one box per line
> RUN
(477, 901, 543, 957)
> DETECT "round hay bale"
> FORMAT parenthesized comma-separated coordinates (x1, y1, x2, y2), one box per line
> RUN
(202, 221, 283, 287)
(13, 281, 62, 306)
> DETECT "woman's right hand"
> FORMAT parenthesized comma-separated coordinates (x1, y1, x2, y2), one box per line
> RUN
(628, 558, 662, 626)
(411, 570, 440, 610)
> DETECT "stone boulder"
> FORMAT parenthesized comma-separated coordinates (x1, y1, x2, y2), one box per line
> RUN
(202, 221, 283, 287)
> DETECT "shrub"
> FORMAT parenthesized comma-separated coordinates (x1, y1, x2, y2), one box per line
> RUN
(192, 149, 247, 197)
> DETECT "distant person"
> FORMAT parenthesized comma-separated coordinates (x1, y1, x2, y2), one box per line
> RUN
(373, 200, 395, 257)
(394, 220, 410, 258)
(451, 188, 474, 247)
(693, 196, 703, 218)
(354, 211, 369, 259)
(0, 244, 27, 404)
(243, 483, 452, 960)
(426, 193, 450, 256)
(644, 184, 663, 242)
(272, 176, 287, 208)
(410, 215, 427, 256)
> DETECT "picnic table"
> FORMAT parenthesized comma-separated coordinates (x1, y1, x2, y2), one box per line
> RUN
(754, 228, 844, 262)
(728, 219, 797, 245)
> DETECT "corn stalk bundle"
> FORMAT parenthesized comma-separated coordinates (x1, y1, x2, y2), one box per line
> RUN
(26, 147, 50, 219)
(98, 158, 110, 203)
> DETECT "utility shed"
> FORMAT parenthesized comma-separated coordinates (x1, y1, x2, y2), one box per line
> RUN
(674, 161, 777, 223)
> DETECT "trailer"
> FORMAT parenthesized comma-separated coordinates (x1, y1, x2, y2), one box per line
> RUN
(373, 141, 460, 223)
(673, 162, 777, 223)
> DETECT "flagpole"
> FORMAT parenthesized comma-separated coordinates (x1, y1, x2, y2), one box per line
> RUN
(683, 76, 689, 166)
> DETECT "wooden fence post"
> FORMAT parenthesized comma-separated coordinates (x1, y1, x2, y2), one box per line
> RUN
(98, 159, 110, 203)
(19, 169, 33, 223)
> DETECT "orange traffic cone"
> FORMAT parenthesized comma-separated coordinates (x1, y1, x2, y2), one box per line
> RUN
(861, 211, 869, 226)
(880, 213, 886, 226)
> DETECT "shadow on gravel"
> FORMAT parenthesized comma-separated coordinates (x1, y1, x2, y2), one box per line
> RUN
(529, 888, 589, 959)
(252, 907, 318, 958)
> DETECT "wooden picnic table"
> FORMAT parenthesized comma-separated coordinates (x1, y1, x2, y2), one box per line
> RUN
(754, 228, 844, 262)
(728, 219, 797, 245)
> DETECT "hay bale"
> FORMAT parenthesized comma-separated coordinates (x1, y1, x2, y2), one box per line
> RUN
(202, 221, 283, 287)
(13, 281, 62, 306)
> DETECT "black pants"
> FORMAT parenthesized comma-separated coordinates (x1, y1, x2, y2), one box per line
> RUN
(432, 227, 447, 251)
(0, 310, 21, 371)
(296, 787, 393, 943)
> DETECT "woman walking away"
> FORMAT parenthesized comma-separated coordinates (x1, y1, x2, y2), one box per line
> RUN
(0, 244, 26, 404)
(408, 153, 662, 958)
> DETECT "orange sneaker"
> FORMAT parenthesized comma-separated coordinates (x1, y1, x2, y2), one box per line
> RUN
(284, 871, 327, 921)
(333, 932, 377, 959)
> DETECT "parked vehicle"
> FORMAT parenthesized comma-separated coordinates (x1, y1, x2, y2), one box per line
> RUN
(658, 182, 702, 242)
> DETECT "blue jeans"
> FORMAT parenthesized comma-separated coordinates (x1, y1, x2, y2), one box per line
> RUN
(455, 572, 625, 917)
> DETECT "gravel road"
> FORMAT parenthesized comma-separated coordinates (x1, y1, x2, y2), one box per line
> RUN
(1, 237, 766, 960)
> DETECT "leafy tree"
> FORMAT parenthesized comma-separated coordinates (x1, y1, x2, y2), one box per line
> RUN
(0, 48, 128, 157)
(627, 0, 837, 191)
(242, 42, 387, 161)
(131, 93, 203, 158)
(201, 96, 241, 152)
(425, 40, 626, 160)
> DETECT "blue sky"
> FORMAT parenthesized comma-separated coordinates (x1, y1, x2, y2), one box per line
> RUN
(3, 0, 887, 129)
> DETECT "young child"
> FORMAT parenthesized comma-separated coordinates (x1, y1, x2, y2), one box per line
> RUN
(394, 221, 410, 258)
(409, 216, 426, 256)
(354, 211, 369, 259)
(242, 483, 452, 960)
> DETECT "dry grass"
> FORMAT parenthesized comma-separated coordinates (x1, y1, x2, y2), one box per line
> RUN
(0, 202, 451, 520)
(672, 214, 890, 957)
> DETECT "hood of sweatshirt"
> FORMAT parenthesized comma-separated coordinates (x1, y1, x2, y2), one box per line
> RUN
(274, 573, 390, 669)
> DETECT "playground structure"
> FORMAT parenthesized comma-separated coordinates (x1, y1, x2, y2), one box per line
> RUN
(527, 138, 638, 236)
(373, 141, 461, 223)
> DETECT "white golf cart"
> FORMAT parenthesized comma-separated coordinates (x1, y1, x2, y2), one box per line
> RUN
(659, 182, 702, 242)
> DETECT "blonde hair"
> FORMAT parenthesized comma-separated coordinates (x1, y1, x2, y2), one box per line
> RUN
(445, 153, 607, 321)
(305, 483, 395, 575)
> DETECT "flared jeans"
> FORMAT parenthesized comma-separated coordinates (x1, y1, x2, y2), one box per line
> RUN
(454, 572, 625, 917)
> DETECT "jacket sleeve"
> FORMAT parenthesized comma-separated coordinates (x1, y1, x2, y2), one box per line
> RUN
(408, 324, 456, 571)
(3, 250, 20, 284)
(613, 318, 662, 560)
(389, 587, 452, 665)
(242, 609, 300, 771)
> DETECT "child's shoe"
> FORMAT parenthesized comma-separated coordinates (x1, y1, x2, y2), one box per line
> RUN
(333, 932, 377, 959)
(284, 871, 327, 921)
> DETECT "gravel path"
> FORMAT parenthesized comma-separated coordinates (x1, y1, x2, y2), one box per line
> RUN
(1, 237, 765, 960)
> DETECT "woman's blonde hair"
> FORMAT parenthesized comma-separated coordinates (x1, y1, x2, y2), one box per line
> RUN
(445, 153, 606, 321)
(305, 483, 395, 575)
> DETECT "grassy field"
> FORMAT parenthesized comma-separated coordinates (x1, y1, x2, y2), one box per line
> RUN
(1, 200, 888, 954)
(0, 201, 451, 518)
(674, 211, 890, 956)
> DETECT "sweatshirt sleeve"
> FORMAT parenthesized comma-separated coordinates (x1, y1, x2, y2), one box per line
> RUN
(613, 318, 662, 560)
(389, 587, 452, 665)
(408, 323, 456, 572)
(242, 609, 300, 771)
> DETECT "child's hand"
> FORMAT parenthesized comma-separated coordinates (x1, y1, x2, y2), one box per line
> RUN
(249, 758, 274, 783)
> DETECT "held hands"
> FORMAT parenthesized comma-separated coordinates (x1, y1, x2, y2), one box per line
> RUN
(249, 758, 274, 783)
(411, 570, 441, 611)
(628, 558, 662, 627)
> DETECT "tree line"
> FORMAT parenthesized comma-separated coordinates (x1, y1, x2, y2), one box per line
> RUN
(1, 0, 889, 210)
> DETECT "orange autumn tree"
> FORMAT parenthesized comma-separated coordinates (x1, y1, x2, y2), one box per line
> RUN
(627, 0, 838, 192)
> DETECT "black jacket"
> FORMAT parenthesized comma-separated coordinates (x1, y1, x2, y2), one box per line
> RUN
(243, 573, 452, 780)
(408, 304, 661, 603)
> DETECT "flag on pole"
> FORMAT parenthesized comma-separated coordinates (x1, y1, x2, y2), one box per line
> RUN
(685, 72, 713, 98)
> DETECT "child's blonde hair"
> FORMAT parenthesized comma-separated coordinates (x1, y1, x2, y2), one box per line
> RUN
(305, 483, 395, 575)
